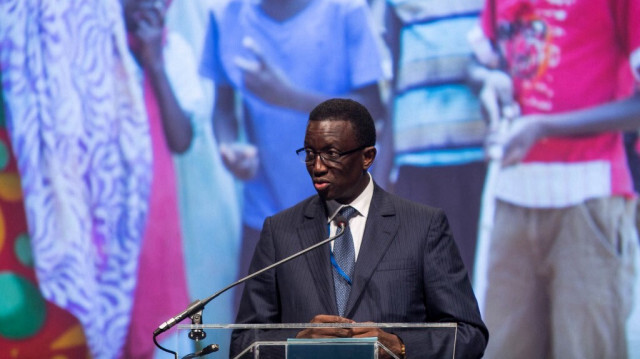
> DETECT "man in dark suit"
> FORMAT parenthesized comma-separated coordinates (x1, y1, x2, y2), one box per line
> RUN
(231, 98, 488, 358)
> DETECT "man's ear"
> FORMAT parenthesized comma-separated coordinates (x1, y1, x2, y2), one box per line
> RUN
(362, 146, 376, 170)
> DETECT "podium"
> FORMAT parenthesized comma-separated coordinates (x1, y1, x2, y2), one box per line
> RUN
(176, 323, 458, 358)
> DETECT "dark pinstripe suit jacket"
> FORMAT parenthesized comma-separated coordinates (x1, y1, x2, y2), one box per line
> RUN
(231, 184, 488, 358)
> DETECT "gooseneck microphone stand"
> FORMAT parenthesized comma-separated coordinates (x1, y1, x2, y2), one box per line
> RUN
(152, 221, 347, 358)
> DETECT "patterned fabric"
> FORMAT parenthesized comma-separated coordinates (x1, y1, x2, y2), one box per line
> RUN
(0, 1, 152, 358)
(0, 98, 90, 357)
(332, 206, 358, 317)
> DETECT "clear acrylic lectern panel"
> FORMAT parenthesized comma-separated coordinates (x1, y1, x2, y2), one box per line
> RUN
(176, 323, 458, 359)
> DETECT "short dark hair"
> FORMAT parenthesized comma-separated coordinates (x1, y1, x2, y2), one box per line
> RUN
(308, 98, 376, 147)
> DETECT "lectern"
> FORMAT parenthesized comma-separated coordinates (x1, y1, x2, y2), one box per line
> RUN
(176, 323, 458, 358)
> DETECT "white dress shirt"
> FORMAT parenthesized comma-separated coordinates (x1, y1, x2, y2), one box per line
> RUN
(326, 172, 374, 261)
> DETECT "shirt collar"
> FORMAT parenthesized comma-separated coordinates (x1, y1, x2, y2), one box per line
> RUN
(326, 172, 374, 222)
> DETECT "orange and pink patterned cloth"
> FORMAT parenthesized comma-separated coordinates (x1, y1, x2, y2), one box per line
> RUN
(0, 0, 188, 358)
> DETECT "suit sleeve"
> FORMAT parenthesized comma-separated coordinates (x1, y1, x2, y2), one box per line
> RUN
(400, 208, 489, 358)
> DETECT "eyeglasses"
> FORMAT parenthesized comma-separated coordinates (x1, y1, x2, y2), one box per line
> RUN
(295, 146, 367, 165)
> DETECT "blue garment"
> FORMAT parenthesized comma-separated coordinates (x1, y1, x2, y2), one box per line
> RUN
(201, 0, 385, 229)
(166, 1, 242, 322)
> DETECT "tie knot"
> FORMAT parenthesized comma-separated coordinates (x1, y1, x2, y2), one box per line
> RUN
(339, 206, 358, 220)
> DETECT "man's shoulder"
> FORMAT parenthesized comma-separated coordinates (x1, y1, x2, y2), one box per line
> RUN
(269, 194, 320, 221)
(375, 186, 443, 216)
(265, 187, 446, 222)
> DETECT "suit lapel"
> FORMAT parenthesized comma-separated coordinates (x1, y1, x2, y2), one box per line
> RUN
(345, 187, 398, 317)
(298, 198, 337, 314)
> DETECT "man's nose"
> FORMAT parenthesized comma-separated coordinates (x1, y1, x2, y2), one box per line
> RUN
(311, 154, 328, 173)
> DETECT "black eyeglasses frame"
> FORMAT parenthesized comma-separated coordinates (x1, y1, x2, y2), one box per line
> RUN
(295, 145, 368, 165)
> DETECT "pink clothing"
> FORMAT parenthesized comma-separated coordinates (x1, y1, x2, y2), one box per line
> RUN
(477, 2, 640, 358)
(122, 72, 190, 359)
(481, 0, 640, 201)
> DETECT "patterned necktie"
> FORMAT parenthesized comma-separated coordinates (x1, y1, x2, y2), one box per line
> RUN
(332, 205, 357, 317)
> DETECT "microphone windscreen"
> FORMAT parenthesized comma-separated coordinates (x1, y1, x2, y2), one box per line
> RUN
(334, 216, 348, 230)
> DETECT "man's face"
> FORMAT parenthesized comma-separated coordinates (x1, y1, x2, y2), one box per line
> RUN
(303, 119, 375, 204)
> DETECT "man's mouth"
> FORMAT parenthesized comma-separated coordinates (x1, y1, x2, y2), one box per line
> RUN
(313, 180, 330, 191)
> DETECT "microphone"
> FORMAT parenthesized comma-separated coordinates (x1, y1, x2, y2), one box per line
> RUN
(334, 216, 348, 230)
(153, 218, 348, 338)
(154, 299, 204, 336)
(181, 344, 219, 359)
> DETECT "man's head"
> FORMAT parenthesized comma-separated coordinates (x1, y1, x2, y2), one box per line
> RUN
(301, 98, 377, 204)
